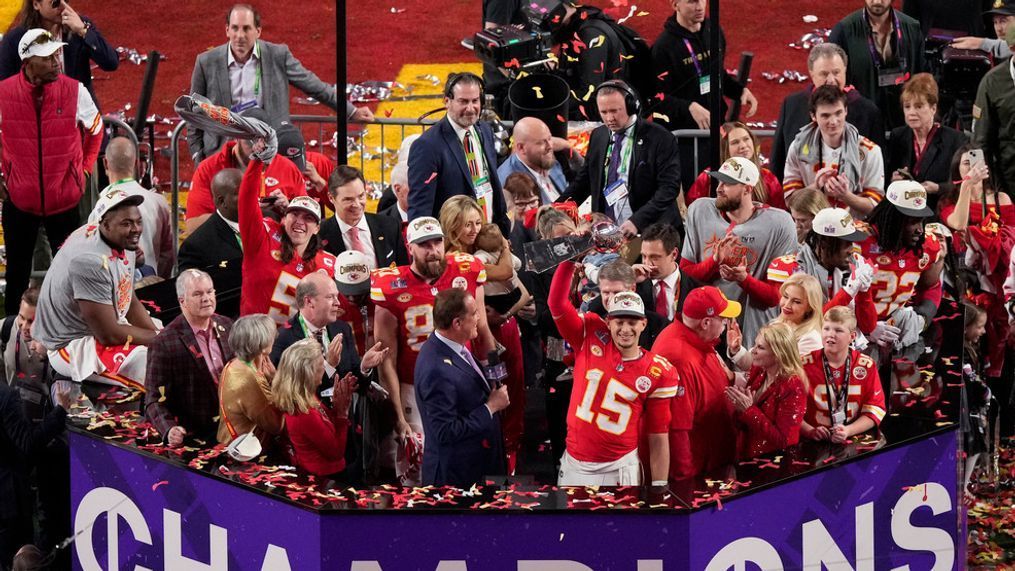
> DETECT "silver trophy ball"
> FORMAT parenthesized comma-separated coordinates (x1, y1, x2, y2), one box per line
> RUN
(590, 219, 624, 253)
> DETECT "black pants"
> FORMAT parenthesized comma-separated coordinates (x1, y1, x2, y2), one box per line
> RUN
(2, 201, 79, 315)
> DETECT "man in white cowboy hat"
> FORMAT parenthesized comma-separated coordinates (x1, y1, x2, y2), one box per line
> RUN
(35, 188, 158, 389)
(680, 156, 798, 345)
(0, 28, 104, 316)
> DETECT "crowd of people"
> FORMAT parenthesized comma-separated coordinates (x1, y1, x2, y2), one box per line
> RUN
(0, 0, 1012, 569)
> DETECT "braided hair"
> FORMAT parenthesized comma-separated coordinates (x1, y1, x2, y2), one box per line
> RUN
(866, 199, 923, 254)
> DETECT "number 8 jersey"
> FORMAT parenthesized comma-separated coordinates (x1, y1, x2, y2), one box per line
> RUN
(370, 253, 486, 384)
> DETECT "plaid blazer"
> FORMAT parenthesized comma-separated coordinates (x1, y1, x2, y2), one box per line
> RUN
(144, 314, 234, 441)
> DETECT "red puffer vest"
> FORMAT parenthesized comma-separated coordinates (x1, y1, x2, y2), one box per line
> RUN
(0, 73, 84, 215)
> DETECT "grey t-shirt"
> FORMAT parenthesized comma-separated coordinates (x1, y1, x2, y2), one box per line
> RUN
(681, 199, 798, 344)
(35, 225, 137, 350)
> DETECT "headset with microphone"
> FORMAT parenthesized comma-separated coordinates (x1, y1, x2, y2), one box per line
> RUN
(592, 79, 641, 116)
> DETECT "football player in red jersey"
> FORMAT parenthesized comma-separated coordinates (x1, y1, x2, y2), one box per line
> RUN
(371, 216, 496, 484)
(238, 152, 337, 325)
(858, 180, 944, 349)
(549, 260, 679, 487)
(801, 307, 886, 443)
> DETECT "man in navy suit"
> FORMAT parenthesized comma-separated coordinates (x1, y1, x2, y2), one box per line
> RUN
(497, 117, 570, 205)
(407, 72, 511, 235)
(416, 288, 509, 487)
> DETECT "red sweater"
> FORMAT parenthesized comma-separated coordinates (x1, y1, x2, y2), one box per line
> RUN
(652, 320, 736, 480)
(187, 141, 307, 220)
(733, 367, 807, 459)
(284, 402, 350, 477)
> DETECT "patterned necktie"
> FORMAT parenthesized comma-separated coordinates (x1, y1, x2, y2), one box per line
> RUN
(313, 327, 325, 349)
(463, 130, 481, 183)
(605, 130, 626, 219)
(348, 225, 365, 253)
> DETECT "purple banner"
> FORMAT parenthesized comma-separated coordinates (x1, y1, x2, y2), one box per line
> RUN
(71, 429, 960, 570)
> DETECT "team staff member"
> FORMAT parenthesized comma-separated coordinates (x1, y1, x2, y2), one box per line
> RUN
(237, 146, 337, 324)
(653, 286, 741, 480)
(801, 307, 886, 442)
(563, 81, 682, 238)
(371, 217, 495, 484)
(973, 25, 1015, 195)
(549, 260, 678, 486)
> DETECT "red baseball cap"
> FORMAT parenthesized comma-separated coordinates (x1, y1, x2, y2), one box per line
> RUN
(682, 287, 742, 320)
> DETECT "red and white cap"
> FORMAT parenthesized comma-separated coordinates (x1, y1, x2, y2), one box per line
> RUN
(406, 216, 444, 244)
(285, 196, 321, 222)
(607, 291, 646, 319)
(682, 286, 742, 320)
(334, 251, 375, 296)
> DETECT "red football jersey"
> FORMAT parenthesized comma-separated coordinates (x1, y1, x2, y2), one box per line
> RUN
(370, 253, 486, 384)
(238, 161, 336, 324)
(337, 293, 374, 355)
(565, 313, 680, 463)
(858, 232, 942, 319)
(802, 348, 886, 428)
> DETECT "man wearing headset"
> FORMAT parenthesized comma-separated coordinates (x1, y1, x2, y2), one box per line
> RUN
(407, 72, 511, 236)
(561, 80, 683, 239)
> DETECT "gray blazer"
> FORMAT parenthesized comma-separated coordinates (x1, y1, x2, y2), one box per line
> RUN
(187, 40, 355, 161)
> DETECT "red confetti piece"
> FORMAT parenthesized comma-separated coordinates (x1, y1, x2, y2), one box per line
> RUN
(656, 71, 668, 80)
(384, 109, 393, 117)
(425, 172, 438, 184)
(152, 480, 169, 491)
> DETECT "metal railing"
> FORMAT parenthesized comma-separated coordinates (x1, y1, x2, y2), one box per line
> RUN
(672, 128, 777, 175)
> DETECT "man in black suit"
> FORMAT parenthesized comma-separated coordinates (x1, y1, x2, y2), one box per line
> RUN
(320, 165, 407, 269)
(179, 168, 244, 272)
(379, 161, 410, 225)
(562, 80, 682, 237)
(270, 272, 387, 386)
(415, 288, 508, 487)
(633, 222, 702, 323)
(407, 72, 510, 235)
(771, 43, 885, 181)
(585, 260, 669, 350)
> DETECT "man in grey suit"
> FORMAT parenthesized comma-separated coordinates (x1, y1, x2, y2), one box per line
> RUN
(187, 3, 373, 162)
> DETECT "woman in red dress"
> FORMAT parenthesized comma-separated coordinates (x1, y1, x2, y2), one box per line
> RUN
(726, 322, 808, 459)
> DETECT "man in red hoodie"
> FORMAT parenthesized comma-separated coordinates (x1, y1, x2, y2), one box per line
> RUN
(0, 28, 103, 315)
(652, 286, 741, 480)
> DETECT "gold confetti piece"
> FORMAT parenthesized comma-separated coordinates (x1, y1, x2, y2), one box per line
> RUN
(102, 255, 109, 270)
(652, 112, 670, 122)
(588, 35, 605, 49)
(637, 10, 649, 16)
(582, 84, 595, 101)
(123, 335, 133, 351)
(620, 54, 634, 60)
(532, 86, 544, 99)
(157, 386, 167, 403)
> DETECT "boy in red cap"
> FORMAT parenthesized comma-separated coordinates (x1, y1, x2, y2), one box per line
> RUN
(652, 286, 742, 480)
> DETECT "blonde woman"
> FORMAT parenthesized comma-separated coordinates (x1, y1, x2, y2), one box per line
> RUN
(726, 322, 808, 459)
(217, 314, 284, 447)
(272, 339, 356, 478)
(729, 273, 825, 369)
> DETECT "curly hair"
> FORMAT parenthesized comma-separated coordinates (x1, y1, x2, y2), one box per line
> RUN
(866, 199, 923, 254)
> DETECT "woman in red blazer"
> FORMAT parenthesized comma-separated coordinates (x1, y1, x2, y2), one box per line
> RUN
(725, 322, 808, 459)
(271, 340, 356, 478)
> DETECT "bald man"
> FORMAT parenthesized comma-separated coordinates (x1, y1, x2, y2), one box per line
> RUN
(178, 168, 244, 274)
(497, 117, 581, 205)
(91, 137, 175, 278)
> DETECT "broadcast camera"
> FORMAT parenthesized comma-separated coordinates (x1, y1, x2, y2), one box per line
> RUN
(924, 28, 993, 129)
(472, 0, 567, 75)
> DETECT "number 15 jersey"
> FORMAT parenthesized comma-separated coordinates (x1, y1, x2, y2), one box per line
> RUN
(370, 254, 486, 384)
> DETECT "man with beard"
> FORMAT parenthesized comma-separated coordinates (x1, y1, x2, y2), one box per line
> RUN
(34, 189, 159, 389)
(408, 72, 510, 235)
(371, 216, 497, 484)
(738, 208, 879, 335)
(497, 117, 576, 205)
(857, 180, 943, 351)
(770, 43, 884, 181)
(829, 0, 925, 129)
(680, 157, 797, 346)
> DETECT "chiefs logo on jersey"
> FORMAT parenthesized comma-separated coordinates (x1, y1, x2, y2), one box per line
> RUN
(398, 293, 413, 303)
(853, 366, 867, 380)
(635, 376, 652, 394)
(452, 277, 468, 289)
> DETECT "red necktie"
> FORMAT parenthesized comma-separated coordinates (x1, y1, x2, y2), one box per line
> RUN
(655, 281, 669, 318)
(348, 226, 365, 253)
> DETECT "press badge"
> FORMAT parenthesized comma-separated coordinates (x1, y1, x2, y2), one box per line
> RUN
(699, 75, 711, 95)
(231, 100, 258, 113)
(604, 179, 629, 207)
(832, 410, 846, 427)
(475, 177, 495, 221)
(877, 68, 908, 87)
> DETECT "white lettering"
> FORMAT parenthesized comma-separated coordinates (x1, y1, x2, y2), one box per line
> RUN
(704, 537, 783, 571)
(260, 545, 294, 571)
(164, 510, 227, 570)
(889, 483, 954, 571)
(74, 487, 153, 571)
(801, 502, 874, 571)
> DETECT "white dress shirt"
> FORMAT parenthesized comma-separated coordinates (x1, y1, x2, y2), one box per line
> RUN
(450, 119, 490, 184)
(522, 160, 560, 204)
(653, 268, 680, 321)
(337, 215, 376, 261)
(227, 44, 263, 108)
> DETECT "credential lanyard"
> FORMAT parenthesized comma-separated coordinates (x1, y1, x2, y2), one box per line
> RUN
(822, 351, 852, 417)
(682, 39, 704, 78)
(863, 9, 904, 70)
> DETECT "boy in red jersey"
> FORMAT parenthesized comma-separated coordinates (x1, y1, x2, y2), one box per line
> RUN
(238, 153, 336, 325)
(801, 307, 886, 443)
(371, 216, 496, 484)
(549, 260, 679, 487)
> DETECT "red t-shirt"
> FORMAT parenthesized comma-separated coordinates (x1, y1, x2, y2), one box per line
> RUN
(305, 151, 336, 209)
(238, 160, 336, 323)
(858, 232, 942, 319)
(370, 254, 487, 384)
(801, 348, 886, 428)
(188, 141, 308, 220)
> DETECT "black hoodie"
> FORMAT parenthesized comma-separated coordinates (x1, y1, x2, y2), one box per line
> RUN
(650, 15, 744, 129)
(555, 6, 630, 120)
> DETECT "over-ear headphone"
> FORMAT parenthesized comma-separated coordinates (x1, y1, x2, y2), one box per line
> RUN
(593, 79, 640, 116)
(444, 72, 486, 100)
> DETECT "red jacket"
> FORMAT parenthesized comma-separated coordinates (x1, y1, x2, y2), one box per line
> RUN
(187, 141, 307, 220)
(0, 73, 100, 215)
(652, 320, 736, 480)
(734, 367, 807, 459)
(284, 402, 349, 477)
